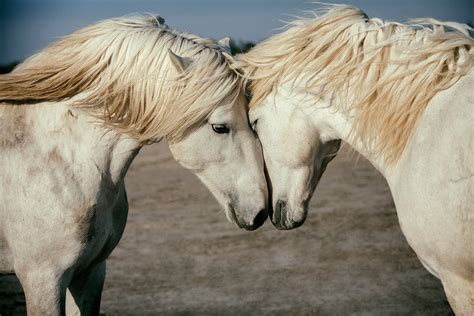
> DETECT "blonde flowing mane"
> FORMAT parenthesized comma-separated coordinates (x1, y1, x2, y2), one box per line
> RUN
(0, 15, 241, 142)
(235, 6, 473, 165)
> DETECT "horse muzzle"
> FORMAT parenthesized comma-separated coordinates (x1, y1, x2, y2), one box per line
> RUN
(228, 204, 268, 231)
(270, 199, 307, 230)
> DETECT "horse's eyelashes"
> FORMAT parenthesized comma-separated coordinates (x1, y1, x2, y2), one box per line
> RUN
(211, 124, 230, 134)
(250, 120, 259, 138)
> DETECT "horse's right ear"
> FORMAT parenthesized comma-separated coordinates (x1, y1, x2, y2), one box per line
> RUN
(168, 49, 193, 73)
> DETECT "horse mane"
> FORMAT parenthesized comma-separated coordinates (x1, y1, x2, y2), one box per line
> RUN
(235, 5, 473, 165)
(0, 15, 241, 142)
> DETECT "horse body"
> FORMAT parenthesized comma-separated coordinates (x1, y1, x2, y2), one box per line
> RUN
(0, 99, 136, 314)
(1, 15, 268, 315)
(297, 71, 473, 312)
(237, 6, 473, 314)
(391, 72, 473, 311)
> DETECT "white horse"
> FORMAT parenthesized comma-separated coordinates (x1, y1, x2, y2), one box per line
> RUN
(236, 6, 473, 315)
(0, 15, 268, 315)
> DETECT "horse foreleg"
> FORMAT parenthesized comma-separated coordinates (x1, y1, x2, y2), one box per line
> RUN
(440, 271, 474, 316)
(16, 267, 68, 316)
(65, 261, 106, 316)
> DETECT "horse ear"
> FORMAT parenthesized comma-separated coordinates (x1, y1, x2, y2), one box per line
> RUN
(168, 49, 193, 73)
(218, 37, 231, 49)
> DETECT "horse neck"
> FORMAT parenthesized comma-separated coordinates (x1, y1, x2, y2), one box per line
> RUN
(29, 100, 142, 186)
(305, 95, 393, 178)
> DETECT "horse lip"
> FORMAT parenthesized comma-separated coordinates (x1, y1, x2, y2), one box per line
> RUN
(228, 204, 243, 229)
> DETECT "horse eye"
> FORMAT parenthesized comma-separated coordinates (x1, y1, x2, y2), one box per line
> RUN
(250, 120, 259, 138)
(211, 124, 230, 134)
(251, 119, 258, 132)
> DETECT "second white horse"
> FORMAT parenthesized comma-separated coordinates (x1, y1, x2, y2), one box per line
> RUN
(237, 6, 473, 314)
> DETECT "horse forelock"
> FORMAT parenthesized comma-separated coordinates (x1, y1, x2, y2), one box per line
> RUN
(0, 14, 242, 143)
(235, 5, 473, 165)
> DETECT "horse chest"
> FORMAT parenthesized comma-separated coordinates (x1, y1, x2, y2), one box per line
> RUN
(73, 182, 129, 269)
(0, 168, 129, 275)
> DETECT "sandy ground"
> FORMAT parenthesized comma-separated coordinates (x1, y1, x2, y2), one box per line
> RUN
(1, 142, 451, 315)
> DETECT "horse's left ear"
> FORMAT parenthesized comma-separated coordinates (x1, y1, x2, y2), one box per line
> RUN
(218, 37, 231, 49)
(168, 49, 193, 73)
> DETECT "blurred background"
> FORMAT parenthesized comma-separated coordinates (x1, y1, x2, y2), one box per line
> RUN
(1, 0, 473, 67)
(0, 1, 472, 314)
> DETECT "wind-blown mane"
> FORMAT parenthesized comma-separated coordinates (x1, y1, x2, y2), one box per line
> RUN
(0, 15, 241, 142)
(235, 6, 473, 165)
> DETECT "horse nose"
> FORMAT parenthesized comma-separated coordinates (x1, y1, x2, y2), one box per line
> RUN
(253, 208, 268, 228)
(241, 209, 267, 231)
(272, 199, 288, 230)
(271, 199, 307, 230)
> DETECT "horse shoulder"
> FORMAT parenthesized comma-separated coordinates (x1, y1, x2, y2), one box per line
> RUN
(0, 101, 132, 276)
(389, 71, 474, 284)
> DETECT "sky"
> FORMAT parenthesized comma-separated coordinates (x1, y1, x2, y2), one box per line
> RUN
(1, 0, 473, 64)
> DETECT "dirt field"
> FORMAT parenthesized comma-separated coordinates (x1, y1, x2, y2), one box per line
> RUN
(1, 142, 451, 315)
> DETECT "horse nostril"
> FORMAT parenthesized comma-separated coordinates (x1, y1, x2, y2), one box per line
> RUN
(253, 209, 268, 228)
(274, 199, 287, 224)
